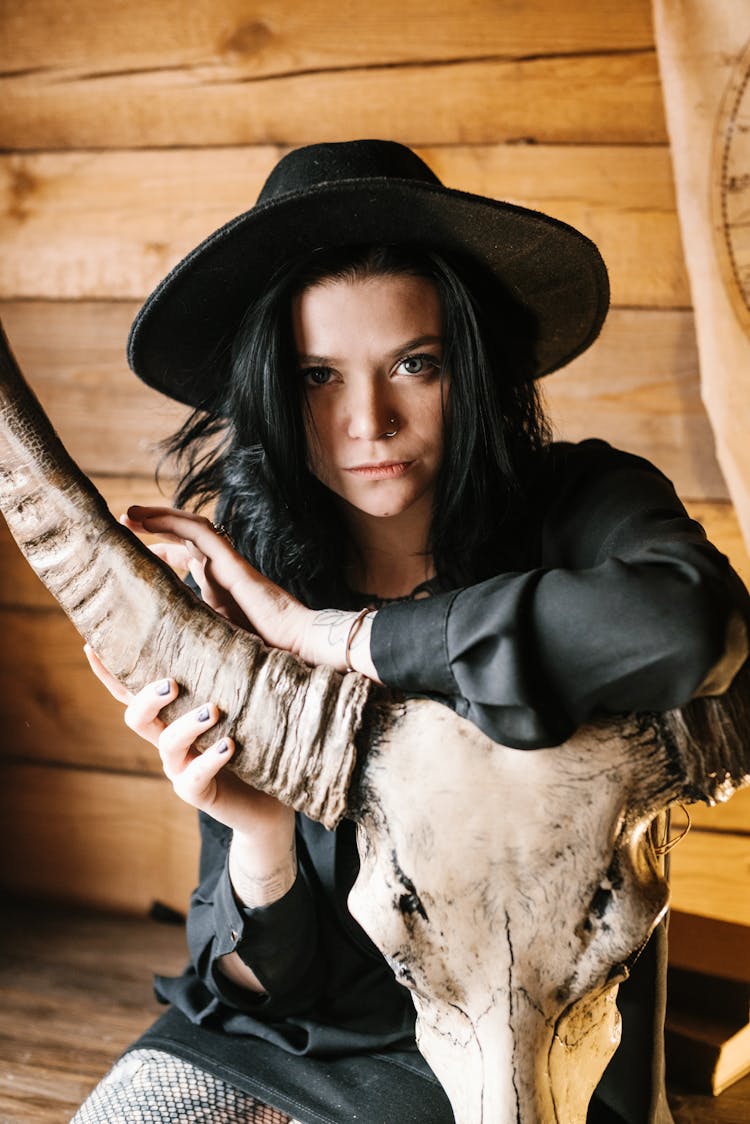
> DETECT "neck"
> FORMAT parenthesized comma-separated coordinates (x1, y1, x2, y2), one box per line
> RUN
(342, 501, 435, 601)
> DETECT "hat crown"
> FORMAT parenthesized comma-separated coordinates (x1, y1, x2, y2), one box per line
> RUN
(257, 139, 442, 204)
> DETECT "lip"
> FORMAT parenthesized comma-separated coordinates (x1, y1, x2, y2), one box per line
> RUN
(345, 460, 412, 479)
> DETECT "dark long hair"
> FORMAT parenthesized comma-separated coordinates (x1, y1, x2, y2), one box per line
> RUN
(161, 244, 551, 606)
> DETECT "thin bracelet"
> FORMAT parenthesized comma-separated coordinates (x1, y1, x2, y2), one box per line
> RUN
(345, 607, 373, 672)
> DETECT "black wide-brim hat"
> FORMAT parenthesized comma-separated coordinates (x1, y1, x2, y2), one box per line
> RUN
(128, 139, 609, 406)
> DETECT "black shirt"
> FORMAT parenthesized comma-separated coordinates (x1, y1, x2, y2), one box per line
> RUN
(145, 440, 749, 1124)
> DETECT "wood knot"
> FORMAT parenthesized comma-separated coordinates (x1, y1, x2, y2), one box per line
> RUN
(5, 161, 38, 225)
(221, 20, 274, 59)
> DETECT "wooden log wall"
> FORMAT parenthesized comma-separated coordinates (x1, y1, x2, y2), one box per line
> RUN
(0, 0, 747, 956)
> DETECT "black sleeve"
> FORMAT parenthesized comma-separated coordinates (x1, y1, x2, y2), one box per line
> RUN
(371, 441, 750, 749)
(185, 811, 324, 1018)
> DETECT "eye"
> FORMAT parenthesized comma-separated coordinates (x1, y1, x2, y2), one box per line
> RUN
(396, 353, 440, 377)
(301, 365, 333, 387)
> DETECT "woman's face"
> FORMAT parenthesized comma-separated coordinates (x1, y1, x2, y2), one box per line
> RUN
(292, 273, 447, 527)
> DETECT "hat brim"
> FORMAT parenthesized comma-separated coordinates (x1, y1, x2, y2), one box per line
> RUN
(127, 178, 609, 406)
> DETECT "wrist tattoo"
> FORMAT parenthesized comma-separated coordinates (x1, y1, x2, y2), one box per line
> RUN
(314, 608, 374, 650)
(313, 609, 354, 648)
(232, 841, 297, 908)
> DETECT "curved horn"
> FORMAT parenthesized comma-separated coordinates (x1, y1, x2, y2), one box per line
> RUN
(0, 321, 372, 829)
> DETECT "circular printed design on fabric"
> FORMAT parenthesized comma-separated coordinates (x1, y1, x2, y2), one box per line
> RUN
(714, 36, 750, 335)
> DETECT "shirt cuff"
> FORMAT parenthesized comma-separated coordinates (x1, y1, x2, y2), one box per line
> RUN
(370, 590, 460, 695)
(212, 862, 318, 996)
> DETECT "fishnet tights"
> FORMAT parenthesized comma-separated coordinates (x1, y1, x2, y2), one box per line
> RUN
(71, 1048, 301, 1123)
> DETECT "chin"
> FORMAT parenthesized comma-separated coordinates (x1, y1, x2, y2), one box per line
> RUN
(345, 490, 426, 521)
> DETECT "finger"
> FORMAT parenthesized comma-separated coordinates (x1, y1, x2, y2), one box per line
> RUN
(123, 676, 179, 745)
(157, 701, 220, 779)
(133, 508, 241, 562)
(187, 556, 207, 586)
(83, 644, 133, 705)
(124, 504, 195, 524)
(127, 506, 213, 538)
(147, 541, 196, 572)
(120, 513, 200, 552)
(171, 736, 235, 809)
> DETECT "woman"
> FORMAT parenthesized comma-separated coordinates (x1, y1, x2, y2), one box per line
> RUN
(75, 140, 748, 1124)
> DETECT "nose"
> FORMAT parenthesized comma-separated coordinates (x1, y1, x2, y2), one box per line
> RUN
(346, 379, 396, 441)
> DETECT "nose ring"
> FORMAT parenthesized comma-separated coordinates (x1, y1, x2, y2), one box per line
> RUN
(383, 417, 398, 438)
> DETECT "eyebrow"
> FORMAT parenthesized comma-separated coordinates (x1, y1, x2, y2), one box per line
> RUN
(297, 334, 443, 367)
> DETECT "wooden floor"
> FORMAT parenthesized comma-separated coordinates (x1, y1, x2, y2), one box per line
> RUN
(1, 901, 749, 1124)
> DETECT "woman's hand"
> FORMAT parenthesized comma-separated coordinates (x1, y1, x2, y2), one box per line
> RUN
(124, 505, 381, 679)
(123, 505, 309, 648)
(83, 646, 296, 906)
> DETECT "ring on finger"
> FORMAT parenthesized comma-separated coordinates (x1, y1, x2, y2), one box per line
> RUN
(211, 521, 236, 549)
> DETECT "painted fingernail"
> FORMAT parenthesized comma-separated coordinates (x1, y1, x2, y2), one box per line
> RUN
(217, 739, 231, 754)
(197, 706, 211, 723)
(155, 679, 171, 696)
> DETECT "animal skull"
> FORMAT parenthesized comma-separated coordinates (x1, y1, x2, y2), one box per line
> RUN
(350, 702, 677, 1121)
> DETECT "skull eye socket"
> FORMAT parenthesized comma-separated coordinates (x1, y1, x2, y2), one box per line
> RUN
(399, 891, 427, 919)
(391, 849, 429, 922)
(590, 885, 613, 920)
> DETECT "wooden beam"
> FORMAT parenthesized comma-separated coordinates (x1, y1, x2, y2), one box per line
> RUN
(1, 53, 666, 150)
(669, 831, 750, 929)
(0, 606, 174, 775)
(669, 911, 750, 985)
(0, 301, 187, 475)
(546, 307, 726, 500)
(0, 0, 657, 78)
(0, 145, 688, 308)
(0, 763, 199, 913)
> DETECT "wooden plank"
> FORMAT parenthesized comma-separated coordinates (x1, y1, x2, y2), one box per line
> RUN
(546, 308, 727, 500)
(669, 831, 750, 929)
(0, 763, 200, 913)
(0, 0, 657, 76)
(668, 1072, 750, 1124)
(0, 301, 188, 475)
(0, 301, 719, 491)
(0, 902, 186, 1122)
(669, 829, 750, 982)
(1, 53, 666, 150)
(669, 911, 750, 985)
(0, 608, 174, 775)
(0, 146, 689, 308)
(672, 790, 750, 836)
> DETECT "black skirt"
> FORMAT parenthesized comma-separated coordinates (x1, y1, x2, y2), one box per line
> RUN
(131, 1006, 453, 1124)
